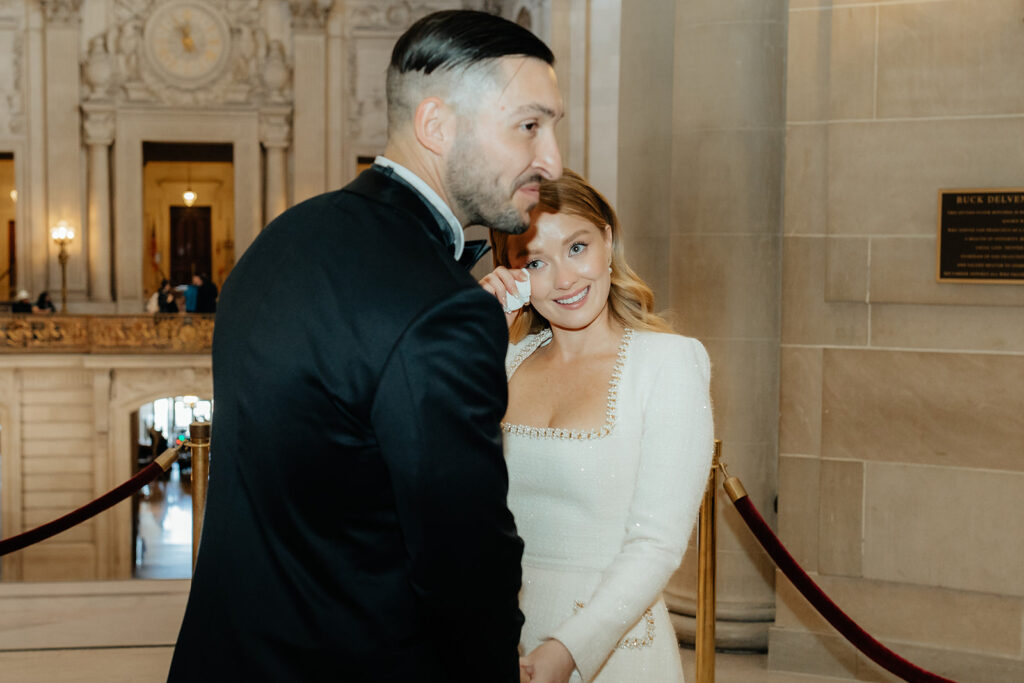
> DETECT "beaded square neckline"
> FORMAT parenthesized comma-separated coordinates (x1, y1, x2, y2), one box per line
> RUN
(502, 328, 635, 440)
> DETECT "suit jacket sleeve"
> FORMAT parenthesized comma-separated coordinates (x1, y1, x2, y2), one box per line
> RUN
(370, 285, 524, 680)
(549, 335, 715, 681)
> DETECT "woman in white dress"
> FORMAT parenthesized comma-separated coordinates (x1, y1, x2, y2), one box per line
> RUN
(481, 169, 714, 683)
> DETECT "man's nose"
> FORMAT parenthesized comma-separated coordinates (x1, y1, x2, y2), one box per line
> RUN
(534, 129, 562, 180)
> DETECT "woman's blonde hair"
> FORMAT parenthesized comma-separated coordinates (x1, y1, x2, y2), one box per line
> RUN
(491, 169, 673, 342)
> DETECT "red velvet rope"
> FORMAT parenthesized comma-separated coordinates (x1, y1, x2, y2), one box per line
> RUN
(0, 460, 168, 557)
(731, 494, 958, 683)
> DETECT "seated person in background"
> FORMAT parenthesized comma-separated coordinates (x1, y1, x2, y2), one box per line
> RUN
(33, 291, 56, 314)
(192, 273, 218, 313)
(480, 169, 714, 683)
(11, 289, 33, 313)
(155, 279, 179, 313)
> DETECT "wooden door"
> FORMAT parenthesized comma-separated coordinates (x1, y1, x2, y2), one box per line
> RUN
(169, 206, 212, 285)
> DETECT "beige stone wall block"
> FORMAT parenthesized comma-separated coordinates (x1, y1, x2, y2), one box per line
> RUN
(699, 338, 781, 446)
(822, 349, 1024, 471)
(24, 473, 92, 492)
(22, 456, 92, 475)
(21, 422, 92, 440)
(778, 455, 820, 570)
(768, 627, 860, 680)
(855, 640, 1024, 683)
(783, 124, 828, 236)
(871, 303, 1024, 353)
(713, 544, 777, 618)
(877, 0, 1024, 118)
(828, 6, 876, 121)
(870, 237, 1024, 307)
(825, 236, 869, 302)
(818, 459, 863, 577)
(18, 370, 92, 390)
(21, 404, 93, 424)
(827, 119, 1024, 237)
(671, 235, 781, 339)
(782, 237, 869, 345)
(779, 347, 823, 456)
(23, 490, 91, 509)
(0, 647, 175, 682)
(672, 129, 785, 235)
(675, 20, 785, 130)
(20, 542, 97, 581)
(20, 389, 93, 406)
(21, 439, 86, 457)
(864, 463, 1024, 596)
(774, 569, 829, 633)
(685, 0, 786, 23)
(786, 9, 831, 122)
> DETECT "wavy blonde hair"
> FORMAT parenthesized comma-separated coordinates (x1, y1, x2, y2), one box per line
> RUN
(490, 169, 673, 343)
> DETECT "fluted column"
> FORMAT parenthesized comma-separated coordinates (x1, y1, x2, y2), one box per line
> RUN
(82, 105, 113, 303)
(289, 1, 331, 203)
(260, 108, 292, 224)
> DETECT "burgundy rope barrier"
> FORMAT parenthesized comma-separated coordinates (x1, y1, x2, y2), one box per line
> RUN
(725, 478, 957, 683)
(0, 446, 180, 557)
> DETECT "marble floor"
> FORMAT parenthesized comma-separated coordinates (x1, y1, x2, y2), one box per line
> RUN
(0, 647, 851, 682)
(133, 464, 193, 580)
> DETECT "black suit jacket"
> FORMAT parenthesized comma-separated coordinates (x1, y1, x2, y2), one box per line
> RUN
(169, 169, 524, 682)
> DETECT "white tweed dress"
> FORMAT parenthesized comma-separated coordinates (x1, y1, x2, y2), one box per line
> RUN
(503, 328, 714, 683)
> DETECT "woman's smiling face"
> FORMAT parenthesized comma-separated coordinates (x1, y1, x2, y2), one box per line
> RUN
(507, 208, 614, 332)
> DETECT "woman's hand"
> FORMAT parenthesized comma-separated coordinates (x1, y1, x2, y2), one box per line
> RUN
(519, 639, 576, 683)
(479, 266, 530, 328)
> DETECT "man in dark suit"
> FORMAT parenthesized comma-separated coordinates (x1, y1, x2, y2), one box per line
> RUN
(169, 10, 562, 683)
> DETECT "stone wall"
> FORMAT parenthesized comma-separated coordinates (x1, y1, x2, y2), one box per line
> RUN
(774, 1, 1024, 680)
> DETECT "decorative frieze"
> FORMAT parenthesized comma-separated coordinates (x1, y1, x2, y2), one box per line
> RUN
(288, 0, 333, 31)
(0, 315, 214, 354)
(40, 0, 82, 26)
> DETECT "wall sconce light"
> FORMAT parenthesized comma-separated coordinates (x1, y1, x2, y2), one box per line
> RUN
(9, 189, 16, 203)
(50, 219, 75, 312)
(183, 163, 197, 207)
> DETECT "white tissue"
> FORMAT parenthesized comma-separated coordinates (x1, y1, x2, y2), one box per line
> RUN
(502, 270, 531, 314)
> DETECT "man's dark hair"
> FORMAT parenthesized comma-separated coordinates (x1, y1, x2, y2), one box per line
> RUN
(390, 10, 553, 75)
(386, 10, 554, 133)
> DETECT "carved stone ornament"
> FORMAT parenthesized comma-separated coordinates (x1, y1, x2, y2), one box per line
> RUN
(0, 315, 214, 354)
(288, 0, 333, 31)
(98, 0, 284, 108)
(82, 105, 116, 146)
(259, 108, 292, 148)
(41, 0, 83, 25)
(344, 1, 455, 30)
(82, 34, 115, 100)
(0, 23, 25, 136)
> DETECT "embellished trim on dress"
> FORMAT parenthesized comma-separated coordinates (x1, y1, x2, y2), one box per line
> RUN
(573, 600, 656, 649)
(502, 328, 634, 440)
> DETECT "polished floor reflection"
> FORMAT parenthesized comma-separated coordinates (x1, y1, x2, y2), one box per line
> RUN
(134, 463, 192, 580)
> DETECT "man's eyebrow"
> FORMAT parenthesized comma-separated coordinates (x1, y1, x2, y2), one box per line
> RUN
(511, 103, 561, 119)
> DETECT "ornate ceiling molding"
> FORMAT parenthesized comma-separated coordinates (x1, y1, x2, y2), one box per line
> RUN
(288, 0, 333, 31)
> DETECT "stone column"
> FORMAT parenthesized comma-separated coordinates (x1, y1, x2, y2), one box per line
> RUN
(662, 0, 788, 649)
(42, 0, 85, 302)
(260, 108, 292, 224)
(82, 105, 114, 303)
(289, 1, 331, 203)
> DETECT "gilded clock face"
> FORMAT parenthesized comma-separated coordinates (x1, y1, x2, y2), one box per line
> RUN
(143, 1, 231, 88)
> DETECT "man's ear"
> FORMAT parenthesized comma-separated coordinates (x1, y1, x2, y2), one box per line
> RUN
(413, 97, 455, 157)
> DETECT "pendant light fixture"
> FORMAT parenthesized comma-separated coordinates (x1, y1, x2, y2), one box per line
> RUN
(183, 162, 197, 207)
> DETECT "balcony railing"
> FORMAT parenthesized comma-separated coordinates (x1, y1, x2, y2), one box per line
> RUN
(0, 314, 214, 354)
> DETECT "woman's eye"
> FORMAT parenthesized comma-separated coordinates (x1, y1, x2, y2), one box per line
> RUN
(569, 242, 586, 255)
(525, 259, 543, 270)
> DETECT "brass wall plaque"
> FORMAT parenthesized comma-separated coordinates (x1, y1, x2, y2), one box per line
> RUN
(937, 189, 1024, 283)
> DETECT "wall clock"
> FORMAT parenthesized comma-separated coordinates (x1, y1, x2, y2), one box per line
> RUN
(143, 1, 231, 89)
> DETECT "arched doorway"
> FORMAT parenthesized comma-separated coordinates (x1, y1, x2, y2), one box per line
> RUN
(131, 394, 212, 579)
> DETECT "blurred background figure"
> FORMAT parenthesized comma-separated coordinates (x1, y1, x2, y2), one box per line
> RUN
(33, 291, 56, 314)
(192, 273, 217, 313)
(11, 289, 32, 313)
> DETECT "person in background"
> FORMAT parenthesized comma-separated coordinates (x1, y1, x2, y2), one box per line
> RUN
(11, 289, 32, 313)
(32, 291, 56, 314)
(157, 279, 179, 314)
(192, 273, 218, 313)
(481, 170, 713, 683)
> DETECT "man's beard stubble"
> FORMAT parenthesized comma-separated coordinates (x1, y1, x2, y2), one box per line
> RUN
(445, 134, 536, 235)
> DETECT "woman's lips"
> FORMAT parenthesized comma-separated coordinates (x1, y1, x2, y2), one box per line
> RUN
(554, 286, 589, 308)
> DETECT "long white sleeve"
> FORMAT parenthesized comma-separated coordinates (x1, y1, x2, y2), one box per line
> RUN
(547, 334, 714, 681)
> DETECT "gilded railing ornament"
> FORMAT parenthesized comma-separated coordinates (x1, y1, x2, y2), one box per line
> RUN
(0, 315, 214, 354)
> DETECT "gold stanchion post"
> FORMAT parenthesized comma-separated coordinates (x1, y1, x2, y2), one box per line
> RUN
(188, 421, 211, 570)
(696, 440, 721, 683)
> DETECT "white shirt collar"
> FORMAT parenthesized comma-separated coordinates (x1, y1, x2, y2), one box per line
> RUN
(374, 156, 464, 260)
